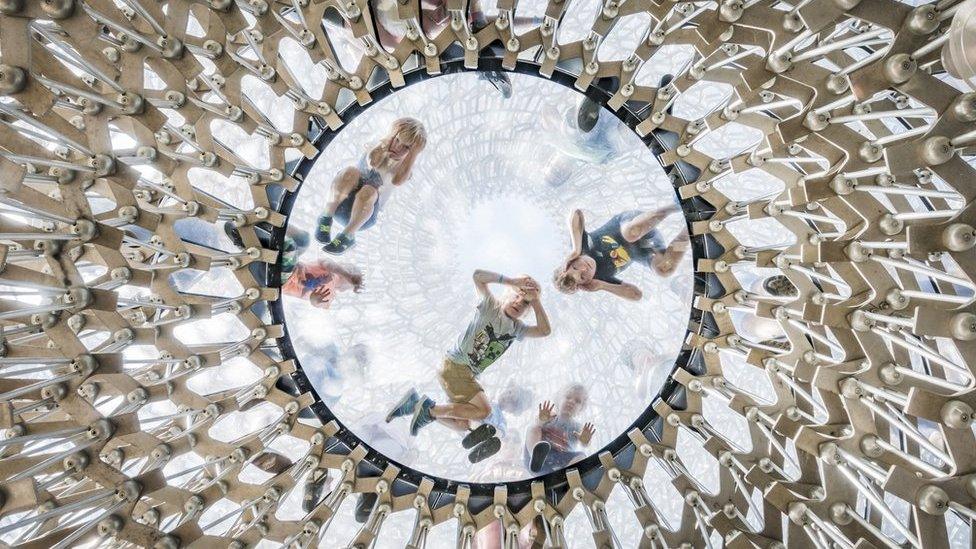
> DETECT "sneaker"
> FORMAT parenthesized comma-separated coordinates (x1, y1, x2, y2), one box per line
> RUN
(409, 396, 436, 436)
(529, 441, 551, 473)
(355, 493, 377, 523)
(461, 423, 496, 449)
(223, 221, 244, 248)
(315, 215, 333, 244)
(386, 389, 419, 423)
(302, 468, 329, 513)
(322, 233, 355, 255)
(468, 436, 502, 463)
(479, 71, 513, 99)
(762, 275, 797, 297)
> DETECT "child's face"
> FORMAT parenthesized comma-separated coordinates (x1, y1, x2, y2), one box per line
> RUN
(502, 290, 529, 319)
(387, 133, 412, 160)
(559, 388, 587, 417)
(567, 257, 595, 282)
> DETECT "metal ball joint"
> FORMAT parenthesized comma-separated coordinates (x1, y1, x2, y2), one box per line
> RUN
(916, 485, 950, 515)
(943, 223, 976, 251)
(884, 53, 917, 84)
(941, 400, 974, 428)
(0, 65, 26, 95)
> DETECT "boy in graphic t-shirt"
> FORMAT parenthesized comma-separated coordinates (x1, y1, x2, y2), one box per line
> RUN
(385, 269, 552, 462)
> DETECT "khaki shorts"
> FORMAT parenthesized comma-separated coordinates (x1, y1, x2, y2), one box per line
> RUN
(438, 359, 484, 403)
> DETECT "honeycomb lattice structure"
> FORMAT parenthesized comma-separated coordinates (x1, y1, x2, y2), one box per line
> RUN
(0, 0, 974, 547)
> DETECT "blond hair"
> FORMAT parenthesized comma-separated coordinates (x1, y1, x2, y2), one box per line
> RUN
(389, 117, 427, 151)
(553, 268, 579, 294)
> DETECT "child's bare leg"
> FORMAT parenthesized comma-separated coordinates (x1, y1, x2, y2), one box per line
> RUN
(650, 232, 690, 277)
(620, 207, 676, 243)
(325, 167, 362, 216)
(432, 391, 491, 422)
(436, 417, 472, 432)
(339, 185, 378, 236)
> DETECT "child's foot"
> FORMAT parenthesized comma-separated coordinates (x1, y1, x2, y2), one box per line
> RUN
(461, 423, 496, 449)
(315, 215, 333, 243)
(323, 233, 355, 255)
(468, 436, 502, 464)
(529, 441, 551, 473)
(302, 468, 329, 513)
(409, 396, 436, 436)
(386, 389, 419, 423)
(223, 221, 244, 248)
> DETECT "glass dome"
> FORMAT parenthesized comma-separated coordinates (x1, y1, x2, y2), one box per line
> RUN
(282, 71, 693, 482)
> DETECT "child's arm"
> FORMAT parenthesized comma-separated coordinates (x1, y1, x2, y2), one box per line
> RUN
(392, 146, 423, 185)
(620, 206, 677, 243)
(472, 270, 538, 299)
(523, 294, 552, 338)
(472, 269, 504, 299)
(577, 422, 596, 447)
(583, 279, 642, 301)
(318, 259, 363, 292)
(567, 209, 586, 258)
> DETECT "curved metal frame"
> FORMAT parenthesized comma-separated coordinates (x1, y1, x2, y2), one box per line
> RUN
(270, 54, 702, 498)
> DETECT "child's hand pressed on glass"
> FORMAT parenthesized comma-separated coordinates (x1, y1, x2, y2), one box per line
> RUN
(577, 422, 596, 446)
(538, 401, 556, 423)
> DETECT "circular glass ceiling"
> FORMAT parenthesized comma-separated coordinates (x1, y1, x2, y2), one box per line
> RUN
(282, 72, 693, 482)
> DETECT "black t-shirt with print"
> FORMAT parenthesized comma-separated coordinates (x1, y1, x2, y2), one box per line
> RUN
(582, 210, 665, 284)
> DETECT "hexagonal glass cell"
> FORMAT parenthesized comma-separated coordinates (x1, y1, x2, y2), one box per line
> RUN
(282, 71, 693, 483)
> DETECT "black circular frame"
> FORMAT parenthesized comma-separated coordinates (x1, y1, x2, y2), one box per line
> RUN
(267, 54, 718, 503)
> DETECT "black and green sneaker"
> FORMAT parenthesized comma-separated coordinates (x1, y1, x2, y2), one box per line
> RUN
(315, 215, 333, 244)
(323, 233, 355, 255)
